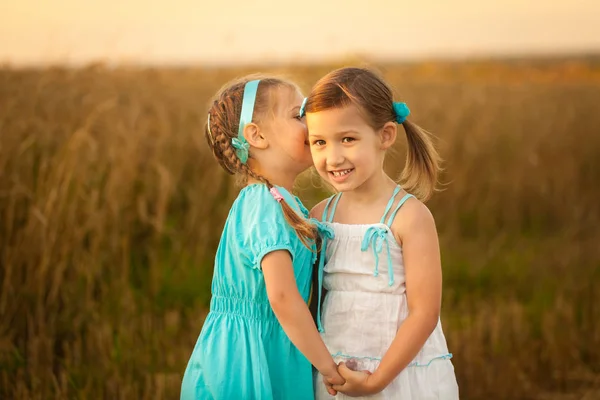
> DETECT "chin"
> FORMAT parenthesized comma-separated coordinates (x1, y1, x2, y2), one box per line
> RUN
(326, 174, 366, 193)
(328, 182, 354, 192)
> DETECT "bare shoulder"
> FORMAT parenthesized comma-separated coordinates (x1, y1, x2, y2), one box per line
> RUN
(390, 196, 437, 241)
(309, 197, 331, 220)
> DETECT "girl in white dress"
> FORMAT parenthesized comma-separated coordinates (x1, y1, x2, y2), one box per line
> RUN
(303, 67, 459, 399)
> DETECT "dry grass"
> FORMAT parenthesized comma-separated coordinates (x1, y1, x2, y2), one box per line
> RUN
(1, 58, 599, 399)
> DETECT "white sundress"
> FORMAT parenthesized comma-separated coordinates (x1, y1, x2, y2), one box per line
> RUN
(314, 186, 459, 400)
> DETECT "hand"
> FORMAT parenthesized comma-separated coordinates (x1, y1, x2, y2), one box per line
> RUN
(343, 358, 371, 373)
(322, 365, 345, 396)
(331, 362, 379, 397)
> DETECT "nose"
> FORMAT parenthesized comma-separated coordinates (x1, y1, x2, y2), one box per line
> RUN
(325, 144, 345, 168)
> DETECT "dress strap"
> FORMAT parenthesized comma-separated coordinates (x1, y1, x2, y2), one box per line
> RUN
(321, 195, 335, 222)
(385, 193, 415, 226)
(309, 219, 335, 333)
(323, 193, 342, 223)
(379, 186, 402, 224)
(314, 194, 340, 333)
(360, 186, 408, 288)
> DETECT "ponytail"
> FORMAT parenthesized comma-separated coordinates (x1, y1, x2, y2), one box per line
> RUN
(398, 120, 441, 202)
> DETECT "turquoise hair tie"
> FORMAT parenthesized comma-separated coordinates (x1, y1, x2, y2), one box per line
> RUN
(233, 79, 260, 164)
(299, 97, 307, 118)
(393, 102, 410, 124)
(231, 137, 250, 163)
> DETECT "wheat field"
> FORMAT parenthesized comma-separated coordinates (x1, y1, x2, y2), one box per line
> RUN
(1, 58, 599, 399)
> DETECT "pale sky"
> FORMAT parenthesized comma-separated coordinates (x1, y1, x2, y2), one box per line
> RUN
(1, 0, 599, 66)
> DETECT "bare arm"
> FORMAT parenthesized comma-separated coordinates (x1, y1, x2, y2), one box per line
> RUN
(333, 201, 442, 395)
(262, 250, 342, 391)
(369, 201, 441, 391)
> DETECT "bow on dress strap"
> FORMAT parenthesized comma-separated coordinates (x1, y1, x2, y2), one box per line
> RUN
(361, 226, 395, 287)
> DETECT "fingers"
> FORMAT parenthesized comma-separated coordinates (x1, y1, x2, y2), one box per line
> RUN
(338, 362, 372, 378)
(331, 384, 344, 392)
(323, 376, 338, 396)
(323, 380, 337, 396)
(345, 358, 358, 371)
(325, 372, 345, 386)
(337, 362, 353, 378)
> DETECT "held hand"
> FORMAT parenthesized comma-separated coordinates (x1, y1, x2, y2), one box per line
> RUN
(343, 358, 369, 372)
(323, 365, 345, 396)
(331, 362, 379, 397)
(323, 364, 346, 396)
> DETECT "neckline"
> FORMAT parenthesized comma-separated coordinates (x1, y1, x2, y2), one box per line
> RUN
(323, 185, 405, 225)
(242, 182, 286, 191)
(328, 221, 390, 228)
(241, 183, 296, 198)
(326, 221, 402, 248)
(241, 183, 308, 217)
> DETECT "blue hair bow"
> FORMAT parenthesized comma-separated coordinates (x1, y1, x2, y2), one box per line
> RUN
(231, 137, 250, 164)
(393, 102, 410, 124)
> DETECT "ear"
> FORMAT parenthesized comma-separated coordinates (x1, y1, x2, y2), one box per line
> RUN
(379, 121, 397, 150)
(243, 123, 268, 150)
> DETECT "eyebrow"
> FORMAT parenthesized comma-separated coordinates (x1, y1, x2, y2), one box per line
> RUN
(309, 130, 359, 137)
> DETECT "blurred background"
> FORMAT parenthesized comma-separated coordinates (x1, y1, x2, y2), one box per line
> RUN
(1, 1, 599, 399)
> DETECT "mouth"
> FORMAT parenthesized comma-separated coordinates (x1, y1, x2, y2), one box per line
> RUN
(328, 168, 354, 182)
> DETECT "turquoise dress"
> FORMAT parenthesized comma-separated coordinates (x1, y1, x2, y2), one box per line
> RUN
(181, 184, 317, 400)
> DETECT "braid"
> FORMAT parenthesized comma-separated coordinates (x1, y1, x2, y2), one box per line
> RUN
(206, 104, 241, 175)
(243, 166, 318, 249)
(204, 76, 318, 248)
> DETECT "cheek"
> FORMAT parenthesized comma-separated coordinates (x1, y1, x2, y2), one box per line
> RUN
(308, 147, 317, 157)
(353, 143, 377, 163)
(345, 146, 363, 162)
(292, 127, 307, 144)
(310, 151, 327, 169)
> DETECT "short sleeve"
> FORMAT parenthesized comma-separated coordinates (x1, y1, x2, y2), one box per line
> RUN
(234, 185, 303, 270)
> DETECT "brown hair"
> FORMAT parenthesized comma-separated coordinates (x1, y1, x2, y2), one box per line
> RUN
(205, 75, 317, 247)
(305, 67, 441, 201)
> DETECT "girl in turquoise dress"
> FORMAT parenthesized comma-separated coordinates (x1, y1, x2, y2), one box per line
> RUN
(180, 76, 343, 399)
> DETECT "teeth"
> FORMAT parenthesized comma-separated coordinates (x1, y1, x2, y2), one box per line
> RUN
(332, 169, 351, 177)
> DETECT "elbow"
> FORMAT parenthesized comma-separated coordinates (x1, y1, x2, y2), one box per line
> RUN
(267, 289, 294, 315)
(424, 313, 439, 334)
(413, 309, 440, 335)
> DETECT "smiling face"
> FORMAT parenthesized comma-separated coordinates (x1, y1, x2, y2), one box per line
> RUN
(307, 104, 388, 192)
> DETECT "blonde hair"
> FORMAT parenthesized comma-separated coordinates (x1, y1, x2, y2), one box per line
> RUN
(206, 75, 317, 246)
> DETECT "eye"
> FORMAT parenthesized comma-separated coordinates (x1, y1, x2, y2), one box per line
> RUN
(342, 137, 355, 143)
(294, 114, 305, 121)
(311, 139, 326, 147)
